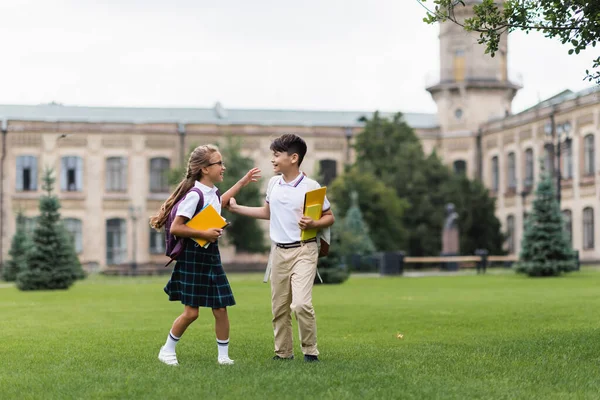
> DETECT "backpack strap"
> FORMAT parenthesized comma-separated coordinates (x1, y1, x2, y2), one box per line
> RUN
(164, 187, 205, 267)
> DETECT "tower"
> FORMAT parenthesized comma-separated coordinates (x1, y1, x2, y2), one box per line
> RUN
(426, 0, 521, 135)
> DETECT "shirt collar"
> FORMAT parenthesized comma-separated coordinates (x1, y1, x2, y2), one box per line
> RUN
(194, 181, 217, 194)
(279, 172, 305, 187)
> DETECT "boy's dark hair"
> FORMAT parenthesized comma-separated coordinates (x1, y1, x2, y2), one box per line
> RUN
(270, 134, 307, 166)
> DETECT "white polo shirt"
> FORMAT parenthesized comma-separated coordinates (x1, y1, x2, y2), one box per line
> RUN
(176, 181, 222, 218)
(266, 172, 331, 244)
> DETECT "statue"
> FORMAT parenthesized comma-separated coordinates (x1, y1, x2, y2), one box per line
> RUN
(441, 203, 460, 270)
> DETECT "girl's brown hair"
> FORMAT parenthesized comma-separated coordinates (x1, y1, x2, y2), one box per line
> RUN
(149, 144, 219, 230)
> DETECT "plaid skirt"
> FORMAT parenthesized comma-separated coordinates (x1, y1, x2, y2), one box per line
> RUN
(164, 239, 236, 308)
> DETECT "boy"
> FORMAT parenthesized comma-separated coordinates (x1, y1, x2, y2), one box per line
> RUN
(227, 133, 334, 362)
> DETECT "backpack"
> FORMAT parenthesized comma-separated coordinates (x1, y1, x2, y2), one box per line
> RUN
(164, 187, 221, 267)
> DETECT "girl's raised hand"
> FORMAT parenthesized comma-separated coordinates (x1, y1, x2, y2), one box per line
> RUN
(240, 167, 261, 186)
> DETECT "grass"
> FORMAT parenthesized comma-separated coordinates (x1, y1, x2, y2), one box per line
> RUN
(2, 268, 600, 399)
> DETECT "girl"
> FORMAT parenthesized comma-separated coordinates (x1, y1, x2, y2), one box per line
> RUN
(150, 144, 260, 366)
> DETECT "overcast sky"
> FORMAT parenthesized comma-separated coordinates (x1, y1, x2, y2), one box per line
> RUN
(0, 0, 596, 115)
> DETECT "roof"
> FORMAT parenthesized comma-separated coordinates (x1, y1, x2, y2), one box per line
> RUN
(517, 86, 600, 115)
(0, 102, 439, 129)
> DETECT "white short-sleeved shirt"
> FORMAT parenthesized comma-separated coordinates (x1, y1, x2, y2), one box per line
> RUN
(176, 181, 222, 218)
(266, 172, 331, 244)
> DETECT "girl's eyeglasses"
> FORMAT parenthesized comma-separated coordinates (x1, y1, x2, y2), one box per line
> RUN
(208, 161, 225, 167)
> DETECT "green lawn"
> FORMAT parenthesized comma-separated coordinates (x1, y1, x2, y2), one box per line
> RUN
(2, 268, 600, 399)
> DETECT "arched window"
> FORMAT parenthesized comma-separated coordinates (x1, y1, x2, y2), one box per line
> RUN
(583, 207, 594, 249)
(506, 215, 515, 254)
(319, 159, 337, 186)
(584, 134, 595, 176)
(507, 152, 516, 190)
(106, 218, 127, 265)
(562, 210, 572, 246)
(524, 148, 534, 188)
(562, 140, 573, 179)
(491, 156, 499, 193)
(63, 218, 83, 254)
(150, 227, 165, 255)
(453, 160, 467, 175)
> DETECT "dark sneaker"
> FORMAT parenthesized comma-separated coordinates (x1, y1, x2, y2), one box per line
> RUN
(272, 355, 294, 360)
(304, 355, 319, 362)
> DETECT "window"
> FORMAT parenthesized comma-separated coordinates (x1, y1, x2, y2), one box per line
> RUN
(63, 218, 83, 253)
(16, 155, 38, 191)
(453, 48, 465, 81)
(106, 157, 128, 192)
(562, 140, 573, 179)
(583, 207, 594, 250)
(453, 160, 467, 175)
(319, 159, 337, 186)
(506, 215, 515, 254)
(491, 156, 499, 193)
(562, 210, 572, 246)
(106, 218, 127, 265)
(149, 158, 170, 193)
(20, 216, 37, 236)
(524, 148, 534, 188)
(507, 152, 516, 190)
(149, 228, 165, 254)
(61, 156, 83, 192)
(454, 108, 463, 120)
(584, 134, 595, 176)
(544, 144, 555, 176)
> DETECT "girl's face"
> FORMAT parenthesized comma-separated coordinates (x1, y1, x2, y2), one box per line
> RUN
(202, 151, 226, 184)
(271, 150, 297, 175)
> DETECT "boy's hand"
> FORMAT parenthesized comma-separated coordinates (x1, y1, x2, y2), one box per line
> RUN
(298, 216, 316, 230)
(240, 168, 261, 187)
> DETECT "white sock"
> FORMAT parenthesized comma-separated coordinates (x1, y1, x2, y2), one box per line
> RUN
(164, 330, 180, 353)
(217, 338, 229, 358)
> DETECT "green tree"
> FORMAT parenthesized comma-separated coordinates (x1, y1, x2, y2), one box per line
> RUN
(16, 168, 79, 290)
(351, 111, 504, 256)
(420, 0, 600, 83)
(342, 191, 376, 256)
(515, 172, 577, 277)
(59, 223, 86, 280)
(219, 136, 267, 253)
(443, 174, 506, 255)
(2, 210, 32, 282)
(316, 209, 350, 285)
(329, 168, 409, 251)
(169, 138, 267, 253)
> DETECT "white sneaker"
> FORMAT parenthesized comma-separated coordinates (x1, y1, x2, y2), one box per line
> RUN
(218, 356, 234, 365)
(158, 346, 179, 366)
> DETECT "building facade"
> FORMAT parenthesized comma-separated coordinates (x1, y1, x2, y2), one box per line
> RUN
(0, 2, 598, 270)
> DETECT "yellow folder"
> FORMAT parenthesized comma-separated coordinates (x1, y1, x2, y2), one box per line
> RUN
(300, 187, 327, 241)
(186, 204, 229, 248)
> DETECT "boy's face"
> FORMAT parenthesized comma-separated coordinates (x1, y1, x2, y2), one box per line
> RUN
(271, 150, 298, 174)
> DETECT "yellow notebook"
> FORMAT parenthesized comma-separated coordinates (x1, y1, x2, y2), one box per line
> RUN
(300, 187, 327, 241)
(186, 204, 229, 248)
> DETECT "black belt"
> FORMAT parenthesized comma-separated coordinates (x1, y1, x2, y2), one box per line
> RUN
(275, 238, 317, 249)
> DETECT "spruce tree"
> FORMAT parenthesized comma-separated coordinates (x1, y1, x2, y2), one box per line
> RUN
(316, 212, 349, 285)
(16, 168, 77, 290)
(2, 210, 32, 282)
(343, 192, 375, 254)
(515, 172, 577, 277)
(58, 223, 86, 280)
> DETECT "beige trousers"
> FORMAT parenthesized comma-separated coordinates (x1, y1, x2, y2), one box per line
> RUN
(270, 241, 319, 357)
